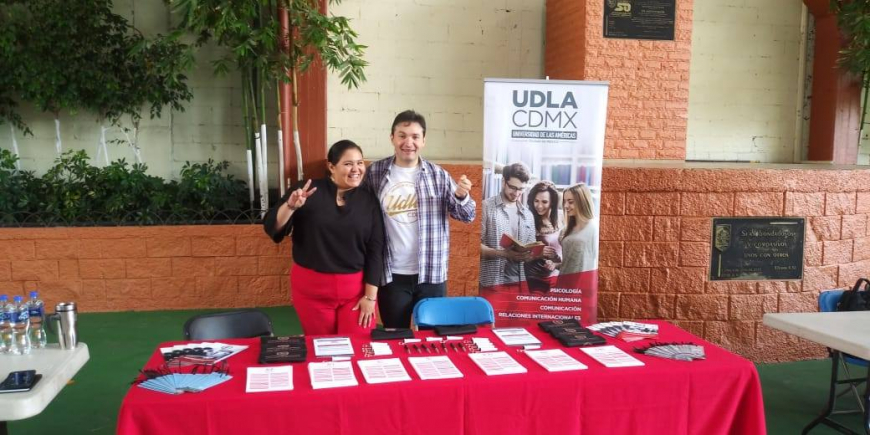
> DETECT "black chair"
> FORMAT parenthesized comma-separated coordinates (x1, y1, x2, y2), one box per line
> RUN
(183, 309, 274, 340)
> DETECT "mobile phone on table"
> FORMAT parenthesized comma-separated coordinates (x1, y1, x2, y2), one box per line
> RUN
(0, 370, 42, 393)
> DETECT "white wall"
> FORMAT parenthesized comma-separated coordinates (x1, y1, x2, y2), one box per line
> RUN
(686, 0, 805, 163)
(325, 0, 545, 161)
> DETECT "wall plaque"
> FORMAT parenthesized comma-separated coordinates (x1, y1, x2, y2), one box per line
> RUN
(710, 217, 805, 281)
(603, 0, 676, 41)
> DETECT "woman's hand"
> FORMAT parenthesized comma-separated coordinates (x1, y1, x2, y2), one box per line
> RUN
(353, 296, 377, 327)
(286, 179, 317, 211)
(542, 246, 556, 259)
(544, 260, 556, 271)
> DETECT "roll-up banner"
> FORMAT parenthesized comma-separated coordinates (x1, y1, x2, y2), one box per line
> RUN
(479, 78, 608, 327)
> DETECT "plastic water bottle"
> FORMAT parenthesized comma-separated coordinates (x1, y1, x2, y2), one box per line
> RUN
(10, 295, 31, 355)
(28, 291, 47, 349)
(0, 294, 10, 353)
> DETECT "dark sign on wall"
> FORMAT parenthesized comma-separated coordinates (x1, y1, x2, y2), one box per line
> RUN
(710, 217, 805, 281)
(604, 0, 676, 41)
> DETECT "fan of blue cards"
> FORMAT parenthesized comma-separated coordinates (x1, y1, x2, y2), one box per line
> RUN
(136, 363, 233, 395)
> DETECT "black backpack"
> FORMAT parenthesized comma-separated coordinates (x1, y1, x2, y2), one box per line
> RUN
(837, 278, 870, 311)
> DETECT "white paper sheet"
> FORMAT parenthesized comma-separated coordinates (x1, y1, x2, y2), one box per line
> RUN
(246, 366, 293, 392)
(408, 356, 464, 380)
(357, 358, 412, 384)
(492, 328, 543, 347)
(525, 349, 588, 372)
(468, 351, 528, 375)
(313, 337, 354, 358)
(580, 345, 645, 368)
(308, 361, 358, 389)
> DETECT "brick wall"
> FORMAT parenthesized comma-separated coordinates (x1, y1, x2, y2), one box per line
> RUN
(6, 163, 868, 363)
(599, 164, 870, 363)
(0, 164, 482, 314)
(546, 0, 694, 159)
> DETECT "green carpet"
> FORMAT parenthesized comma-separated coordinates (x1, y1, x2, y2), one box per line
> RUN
(5, 308, 866, 434)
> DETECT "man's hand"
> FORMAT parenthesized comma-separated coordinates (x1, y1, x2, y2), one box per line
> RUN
(286, 179, 317, 211)
(501, 249, 531, 262)
(455, 174, 472, 199)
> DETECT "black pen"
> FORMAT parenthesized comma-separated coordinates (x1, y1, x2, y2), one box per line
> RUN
(424, 344, 431, 354)
(432, 343, 440, 353)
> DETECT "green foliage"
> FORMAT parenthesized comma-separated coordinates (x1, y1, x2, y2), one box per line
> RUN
(173, 160, 248, 218)
(0, 149, 38, 218)
(0, 0, 193, 130)
(832, 0, 870, 137)
(0, 150, 250, 225)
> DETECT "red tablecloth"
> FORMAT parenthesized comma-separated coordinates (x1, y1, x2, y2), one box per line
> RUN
(117, 321, 766, 435)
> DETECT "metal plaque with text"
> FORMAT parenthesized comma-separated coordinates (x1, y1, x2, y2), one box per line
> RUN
(710, 217, 805, 281)
(603, 0, 676, 41)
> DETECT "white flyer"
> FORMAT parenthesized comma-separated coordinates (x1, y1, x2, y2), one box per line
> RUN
(313, 336, 354, 358)
(308, 361, 359, 389)
(492, 328, 542, 347)
(580, 345, 645, 368)
(525, 349, 588, 372)
(245, 365, 293, 392)
(468, 351, 528, 375)
(357, 358, 412, 384)
(408, 356, 464, 380)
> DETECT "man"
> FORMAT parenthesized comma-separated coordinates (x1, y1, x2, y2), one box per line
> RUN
(479, 162, 536, 290)
(364, 110, 476, 328)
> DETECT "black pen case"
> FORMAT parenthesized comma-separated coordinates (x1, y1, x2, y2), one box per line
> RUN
(434, 324, 478, 336)
(538, 319, 582, 332)
(371, 328, 415, 340)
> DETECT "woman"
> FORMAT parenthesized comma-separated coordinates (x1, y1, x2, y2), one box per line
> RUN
(524, 181, 562, 293)
(558, 183, 598, 276)
(263, 140, 384, 336)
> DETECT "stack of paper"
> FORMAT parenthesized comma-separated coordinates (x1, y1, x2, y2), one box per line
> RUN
(468, 351, 528, 375)
(525, 349, 588, 372)
(580, 345, 645, 368)
(492, 328, 542, 347)
(408, 356, 464, 380)
(312, 337, 354, 358)
(357, 358, 412, 384)
(246, 366, 293, 392)
(308, 361, 358, 389)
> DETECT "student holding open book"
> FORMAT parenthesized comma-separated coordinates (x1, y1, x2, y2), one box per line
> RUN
(524, 181, 562, 293)
(479, 162, 536, 291)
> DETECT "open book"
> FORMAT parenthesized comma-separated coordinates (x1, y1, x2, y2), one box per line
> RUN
(499, 233, 545, 256)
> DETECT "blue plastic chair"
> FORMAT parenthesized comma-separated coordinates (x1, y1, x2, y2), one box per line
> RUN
(412, 297, 495, 330)
(809, 290, 868, 431)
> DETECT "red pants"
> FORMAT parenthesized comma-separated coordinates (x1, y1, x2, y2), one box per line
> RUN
(290, 264, 376, 336)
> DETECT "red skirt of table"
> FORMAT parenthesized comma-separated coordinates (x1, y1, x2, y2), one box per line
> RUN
(117, 321, 766, 435)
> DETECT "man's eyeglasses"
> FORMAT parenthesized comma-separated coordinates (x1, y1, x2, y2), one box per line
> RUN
(504, 182, 525, 193)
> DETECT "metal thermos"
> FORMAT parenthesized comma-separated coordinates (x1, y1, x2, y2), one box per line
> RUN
(50, 302, 78, 350)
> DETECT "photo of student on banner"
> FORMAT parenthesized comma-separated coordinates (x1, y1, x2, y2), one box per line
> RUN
(524, 181, 562, 293)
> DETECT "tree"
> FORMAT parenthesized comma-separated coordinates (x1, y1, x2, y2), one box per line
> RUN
(832, 0, 870, 146)
(167, 0, 366, 210)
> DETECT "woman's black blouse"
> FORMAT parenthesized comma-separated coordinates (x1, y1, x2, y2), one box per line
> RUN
(263, 177, 384, 286)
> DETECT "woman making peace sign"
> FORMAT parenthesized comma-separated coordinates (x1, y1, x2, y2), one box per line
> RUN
(264, 140, 384, 335)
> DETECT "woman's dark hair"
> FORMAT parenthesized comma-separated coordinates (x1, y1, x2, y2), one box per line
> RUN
(527, 181, 559, 232)
(327, 140, 363, 165)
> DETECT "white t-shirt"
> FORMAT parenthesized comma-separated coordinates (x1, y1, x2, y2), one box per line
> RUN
(380, 165, 420, 274)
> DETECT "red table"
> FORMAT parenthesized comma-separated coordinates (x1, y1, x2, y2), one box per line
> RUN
(117, 321, 766, 435)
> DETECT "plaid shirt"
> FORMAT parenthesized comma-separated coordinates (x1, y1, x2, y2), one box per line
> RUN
(364, 156, 476, 285)
(479, 193, 536, 288)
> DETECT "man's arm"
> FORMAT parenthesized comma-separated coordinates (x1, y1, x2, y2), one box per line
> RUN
(444, 172, 475, 222)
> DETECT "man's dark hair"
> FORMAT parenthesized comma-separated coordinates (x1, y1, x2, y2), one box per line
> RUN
(327, 139, 363, 165)
(391, 110, 427, 136)
(502, 162, 530, 183)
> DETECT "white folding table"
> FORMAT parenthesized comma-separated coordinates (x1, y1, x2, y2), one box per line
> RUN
(0, 343, 89, 435)
(764, 312, 870, 434)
